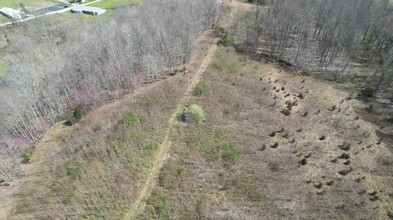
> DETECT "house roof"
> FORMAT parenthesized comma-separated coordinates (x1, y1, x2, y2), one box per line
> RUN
(0, 7, 24, 20)
(71, 5, 106, 14)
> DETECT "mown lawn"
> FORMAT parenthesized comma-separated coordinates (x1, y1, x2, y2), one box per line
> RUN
(0, 0, 51, 8)
(0, 14, 10, 23)
(89, 0, 143, 8)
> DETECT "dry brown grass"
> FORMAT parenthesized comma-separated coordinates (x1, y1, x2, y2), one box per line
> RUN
(1, 31, 217, 219)
(2, 1, 393, 218)
(137, 46, 393, 219)
(9, 76, 189, 219)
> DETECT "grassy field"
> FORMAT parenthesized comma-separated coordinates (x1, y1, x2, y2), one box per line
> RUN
(3, 34, 393, 219)
(0, 15, 10, 23)
(1, 0, 393, 218)
(11, 76, 190, 218)
(90, 0, 143, 8)
(7, 33, 214, 219)
(0, 0, 51, 8)
(137, 46, 393, 219)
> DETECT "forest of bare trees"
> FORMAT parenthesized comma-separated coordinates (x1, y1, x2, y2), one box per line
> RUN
(0, 0, 219, 182)
(232, 0, 393, 93)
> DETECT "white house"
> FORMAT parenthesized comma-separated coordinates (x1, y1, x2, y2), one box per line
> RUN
(71, 5, 106, 15)
(0, 7, 26, 20)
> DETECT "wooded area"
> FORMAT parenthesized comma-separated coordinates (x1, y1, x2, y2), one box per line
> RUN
(0, 0, 218, 182)
(232, 0, 393, 93)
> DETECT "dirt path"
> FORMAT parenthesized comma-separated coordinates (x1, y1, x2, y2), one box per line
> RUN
(122, 43, 218, 219)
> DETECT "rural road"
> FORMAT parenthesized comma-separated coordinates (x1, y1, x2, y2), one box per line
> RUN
(122, 43, 218, 220)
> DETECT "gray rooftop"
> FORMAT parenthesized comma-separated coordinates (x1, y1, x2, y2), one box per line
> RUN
(71, 5, 106, 14)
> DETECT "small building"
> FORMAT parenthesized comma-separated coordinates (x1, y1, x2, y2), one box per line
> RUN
(0, 7, 26, 20)
(71, 5, 106, 15)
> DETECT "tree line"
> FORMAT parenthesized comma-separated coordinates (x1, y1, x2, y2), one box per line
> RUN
(0, 0, 219, 182)
(232, 0, 393, 93)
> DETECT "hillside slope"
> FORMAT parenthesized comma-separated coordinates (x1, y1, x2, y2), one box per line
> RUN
(137, 47, 393, 219)
(0, 32, 217, 219)
(1, 33, 392, 220)
(1, 1, 392, 219)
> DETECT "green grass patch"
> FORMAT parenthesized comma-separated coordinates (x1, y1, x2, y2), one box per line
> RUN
(363, 84, 375, 97)
(218, 33, 233, 47)
(89, 0, 143, 8)
(175, 166, 186, 177)
(193, 84, 207, 96)
(0, 0, 51, 8)
(211, 60, 226, 70)
(144, 143, 159, 157)
(219, 141, 239, 162)
(73, 106, 86, 119)
(50, 12, 97, 22)
(22, 149, 33, 163)
(145, 191, 171, 218)
(122, 112, 138, 125)
(0, 15, 10, 23)
(187, 126, 239, 164)
(211, 59, 235, 71)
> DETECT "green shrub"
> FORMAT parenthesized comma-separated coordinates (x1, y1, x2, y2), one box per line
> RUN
(211, 59, 235, 71)
(219, 33, 233, 47)
(219, 141, 239, 162)
(222, 149, 239, 162)
(193, 84, 207, 96)
(122, 112, 138, 125)
(363, 85, 375, 97)
(73, 106, 86, 119)
(212, 60, 226, 70)
(181, 104, 206, 123)
(22, 149, 33, 163)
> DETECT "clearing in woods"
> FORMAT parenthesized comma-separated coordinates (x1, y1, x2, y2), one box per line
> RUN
(1, 0, 393, 219)
(123, 43, 218, 219)
(135, 45, 393, 219)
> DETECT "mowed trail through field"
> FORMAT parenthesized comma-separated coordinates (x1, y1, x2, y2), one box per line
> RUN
(122, 43, 218, 219)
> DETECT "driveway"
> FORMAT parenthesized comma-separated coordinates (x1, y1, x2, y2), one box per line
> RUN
(34, 4, 69, 16)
